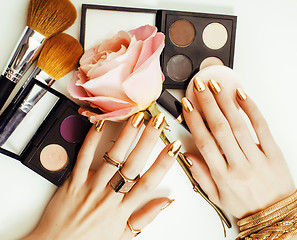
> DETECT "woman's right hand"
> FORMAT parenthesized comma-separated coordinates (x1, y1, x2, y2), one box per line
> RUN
(182, 76, 295, 219)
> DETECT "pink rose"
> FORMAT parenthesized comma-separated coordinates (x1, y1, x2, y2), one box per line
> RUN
(68, 25, 165, 122)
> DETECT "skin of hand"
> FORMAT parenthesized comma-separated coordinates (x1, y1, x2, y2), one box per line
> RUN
(182, 77, 295, 219)
(22, 113, 180, 240)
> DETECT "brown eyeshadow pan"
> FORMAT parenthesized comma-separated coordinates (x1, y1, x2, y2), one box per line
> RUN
(167, 55, 193, 82)
(169, 20, 195, 47)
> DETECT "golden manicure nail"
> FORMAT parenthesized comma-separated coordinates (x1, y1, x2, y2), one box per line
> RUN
(167, 140, 182, 157)
(181, 97, 194, 113)
(152, 112, 165, 130)
(180, 153, 193, 168)
(132, 112, 145, 128)
(193, 76, 206, 92)
(208, 79, 221, 94)
(161, 199, 175, 211)
(236, 88, 247, 101)
(95, 120, 105, 132)
(175, 113, 184, 124)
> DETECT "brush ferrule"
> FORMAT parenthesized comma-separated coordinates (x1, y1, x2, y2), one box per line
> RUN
(19, 68, 54, 113)
(28, 67, 54, 86)
(2, 27, 46, 83)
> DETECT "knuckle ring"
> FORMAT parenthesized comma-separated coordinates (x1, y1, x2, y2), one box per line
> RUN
(110, 168, 140, 194)
(127, 221, 141, 237)
(103, 152, 124, 168)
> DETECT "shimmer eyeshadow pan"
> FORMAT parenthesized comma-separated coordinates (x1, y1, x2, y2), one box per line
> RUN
(0, 80, 91, 186)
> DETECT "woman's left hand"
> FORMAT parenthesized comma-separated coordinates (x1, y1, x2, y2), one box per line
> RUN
(22, 113, 180, 240)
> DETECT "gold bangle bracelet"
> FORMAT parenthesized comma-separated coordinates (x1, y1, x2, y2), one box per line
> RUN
(238, 190, 297, 227)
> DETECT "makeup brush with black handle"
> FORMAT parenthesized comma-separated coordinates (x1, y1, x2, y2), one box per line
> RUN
(0, 0, 77, 110)
(0, 33, 83, 146)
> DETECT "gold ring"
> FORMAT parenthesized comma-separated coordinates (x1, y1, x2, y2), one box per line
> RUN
(110, 169, 140, 194)
(127, 221, 141, 237)
(103, 152, 123, 168)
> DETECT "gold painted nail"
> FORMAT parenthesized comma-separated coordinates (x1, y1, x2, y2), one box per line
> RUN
(236, 88, 247, 101)
(176, 113, 184, 123)
(132, 112, 145, 128)
(180, 153, 193, 168)
(167, 140, 182, 157)
(208, 79, 221, 94)
(95, 120, 105, 132)
(181, 97, 194, 113)
(152, 112, 165, 130)
(161, 199, 175, 211)
(193, 76, 206, 92)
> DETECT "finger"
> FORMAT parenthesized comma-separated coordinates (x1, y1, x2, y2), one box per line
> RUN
(71, 121, 106, 187)
(209, 84, 263, 162)
(123, 140, 181, 208)
(184, 153, 220, 205)
(181, 97, 227, 178)
(120, 112, 166, 180)
(236, 89, 283, 160)
(91, 112, 145, 187)
(120, 198, 174, 240)
(192, 77, 247, 167)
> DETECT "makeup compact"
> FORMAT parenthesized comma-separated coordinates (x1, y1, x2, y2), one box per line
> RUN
(0, 79, 91, 186)
(80, 4, 237, 89)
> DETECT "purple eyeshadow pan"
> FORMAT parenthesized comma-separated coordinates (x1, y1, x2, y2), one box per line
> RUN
(60, 115, 88, 143)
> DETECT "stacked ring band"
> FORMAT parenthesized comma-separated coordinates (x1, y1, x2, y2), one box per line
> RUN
(127, 221, 141, 237)
(103, 152, 124, 168)
(110, 169, 140, 194)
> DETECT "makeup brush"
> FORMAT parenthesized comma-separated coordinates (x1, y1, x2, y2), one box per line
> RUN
(0, 0, 77, 110)
(0, 33, 83, 146)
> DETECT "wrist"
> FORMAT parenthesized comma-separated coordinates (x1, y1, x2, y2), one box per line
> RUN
(237, 189, 297, 239)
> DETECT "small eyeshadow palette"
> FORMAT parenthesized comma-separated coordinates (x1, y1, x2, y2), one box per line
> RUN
(0, 80, 91, 186)
(80, 4, 237, 89)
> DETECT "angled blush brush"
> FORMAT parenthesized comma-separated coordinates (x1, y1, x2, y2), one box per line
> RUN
(0, 0, 77, 110)
(0, 33, 83, 146)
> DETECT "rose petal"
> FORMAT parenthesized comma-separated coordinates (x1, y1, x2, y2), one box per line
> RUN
(81, 64, 134, 102)
(79, 45, 98, 66)
(129, 25, 157, 42)
(76, 95, 134, 113)
(123, 32, 165, 108)
(68, 71, 89, 98)
(79, 106, 140, 123)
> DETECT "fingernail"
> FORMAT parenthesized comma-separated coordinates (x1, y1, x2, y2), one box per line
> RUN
(132, 112, 145, 128)
(152, 113, 165, 130)
(161, 199, 175, 211)
(193, 76, 206, 92)
(236, 88, 247, 101)
(180, 153, 192, 168)
(167, 140, 182, 157)
(181, 97, 194, 113)
(95, 120, 105, 132)
(208, 79, 221, 94)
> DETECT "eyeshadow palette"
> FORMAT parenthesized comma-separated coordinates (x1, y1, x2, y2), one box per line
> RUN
(80, 4, 237, 89)
(0, 79, 91, 186)
(160, 10, 236, 89)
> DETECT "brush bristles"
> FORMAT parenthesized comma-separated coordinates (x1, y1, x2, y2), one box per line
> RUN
(27, 0, 77, 38)
(37, 33, 83, 80)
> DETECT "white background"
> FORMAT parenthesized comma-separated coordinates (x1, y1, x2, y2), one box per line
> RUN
(0, 0, 297, 239)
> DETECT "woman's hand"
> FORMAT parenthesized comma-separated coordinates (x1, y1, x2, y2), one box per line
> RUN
(182, 76, 295, 219)
(23, 112, 180, 240)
